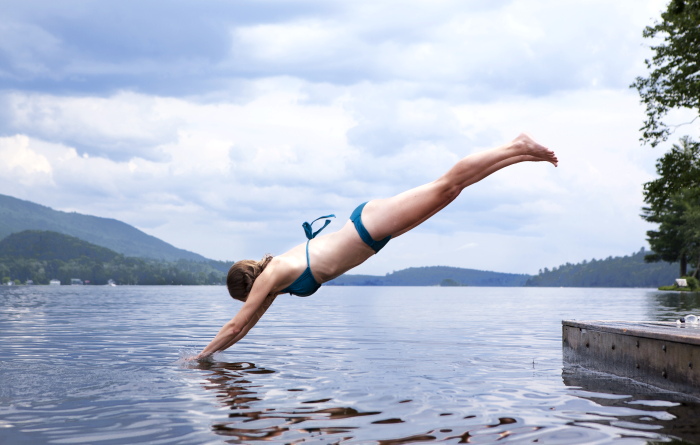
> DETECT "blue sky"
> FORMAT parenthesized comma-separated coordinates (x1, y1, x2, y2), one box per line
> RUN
(1, 0, 693, 275)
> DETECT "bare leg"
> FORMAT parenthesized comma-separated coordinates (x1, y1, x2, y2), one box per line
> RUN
(361, 134, 557, 240)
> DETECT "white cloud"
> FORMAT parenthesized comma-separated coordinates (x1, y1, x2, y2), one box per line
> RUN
(226, 0, 662, 97)
(0, 135, 53, 186)
(2, 91, 182, 161)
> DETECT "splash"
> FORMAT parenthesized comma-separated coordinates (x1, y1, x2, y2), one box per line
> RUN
(176, 348, 223, 367)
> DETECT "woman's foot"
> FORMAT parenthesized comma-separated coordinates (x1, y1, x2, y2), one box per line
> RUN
(512, 133, 558, 167)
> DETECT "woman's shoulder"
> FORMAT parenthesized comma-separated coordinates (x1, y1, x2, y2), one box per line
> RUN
(265, 254, 298, 272)
(262, 250, 307, 291)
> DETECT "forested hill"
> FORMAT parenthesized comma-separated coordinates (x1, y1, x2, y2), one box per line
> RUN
(0, 193, 206, 262)
(330, 250, 680, 288)
(0, 230, 228, 285)
(524, 248, 678, 287)
(0, 230, 119, 262)
(328, 266, 530, 287)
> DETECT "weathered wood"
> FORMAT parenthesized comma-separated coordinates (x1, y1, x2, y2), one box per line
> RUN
(563, 320, 700, 395)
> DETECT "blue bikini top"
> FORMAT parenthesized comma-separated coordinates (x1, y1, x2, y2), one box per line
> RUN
(281, 214, 335, 297)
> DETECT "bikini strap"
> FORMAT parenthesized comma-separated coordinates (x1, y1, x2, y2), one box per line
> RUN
(302, 214, 335, 267)
(302, 214, 336, 240)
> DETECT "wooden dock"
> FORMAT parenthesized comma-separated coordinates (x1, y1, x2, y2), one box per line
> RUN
(562, 320, 700, 395)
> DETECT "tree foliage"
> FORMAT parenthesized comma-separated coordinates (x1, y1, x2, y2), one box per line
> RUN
(329, 266, 529, 287)
(677, 188, 700, 277)
(524, 248, 678, 287)
(631, 0, 700, 146)
(0, 230, 118, 262)
(0, 256, 228, 286)
(642, 137, 700, 276)
(0, 230, 229, 285)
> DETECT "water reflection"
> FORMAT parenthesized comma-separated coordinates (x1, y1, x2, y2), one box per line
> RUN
(196, 360, 366, 443)
(647, 291, 700, 322)
(194, 360, 536, 444)
(562, 365, 700, 444)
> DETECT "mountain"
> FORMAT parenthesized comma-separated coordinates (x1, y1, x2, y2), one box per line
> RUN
(524, 248, 678, 287)
(0, 193, 207, 262)
(0, 230, 227, 286)
(328, 266, 530, 287)
(330, 249, 681, 288)
(0, 230, 119, 262)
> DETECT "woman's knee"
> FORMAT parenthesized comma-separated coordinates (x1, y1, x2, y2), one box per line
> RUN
(434, 176, 461, 203)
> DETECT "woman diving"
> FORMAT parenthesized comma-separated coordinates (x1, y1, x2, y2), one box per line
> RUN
(195, 133, 558, 359)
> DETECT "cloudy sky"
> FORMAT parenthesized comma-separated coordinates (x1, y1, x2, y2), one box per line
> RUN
(1, 0, 692, 275)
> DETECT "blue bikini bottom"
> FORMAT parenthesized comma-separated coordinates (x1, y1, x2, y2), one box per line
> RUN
(349, 202, 391, 253)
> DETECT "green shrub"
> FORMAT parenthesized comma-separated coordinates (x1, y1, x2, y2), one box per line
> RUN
(682, 276, 700, 291)
(659, 285, 678, 291)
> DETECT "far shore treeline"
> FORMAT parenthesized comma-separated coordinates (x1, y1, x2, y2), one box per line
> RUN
(0, 230, 229, 286)
(0, 229, 680, 288)
(329, 248, 677, 288)
(524, 248, 677, 288)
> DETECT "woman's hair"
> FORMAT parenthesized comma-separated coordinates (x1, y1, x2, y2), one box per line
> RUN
(226, 254, 273, 302)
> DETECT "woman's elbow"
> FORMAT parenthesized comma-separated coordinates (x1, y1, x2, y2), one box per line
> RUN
(225, 320, 244, 338)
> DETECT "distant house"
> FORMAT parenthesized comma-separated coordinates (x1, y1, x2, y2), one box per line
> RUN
(49, 279, 61, 286)
(26, 280, 34, 285)
(70, 278, 83, 285)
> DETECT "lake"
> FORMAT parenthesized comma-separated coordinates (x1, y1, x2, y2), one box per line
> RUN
(2, 285, 700, 444)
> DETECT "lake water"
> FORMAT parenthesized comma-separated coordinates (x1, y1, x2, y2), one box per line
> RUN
(2, 285, 700, 444)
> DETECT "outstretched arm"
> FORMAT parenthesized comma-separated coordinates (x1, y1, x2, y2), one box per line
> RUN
(195, 270, 279, 359)
(195, 294, 276, 359)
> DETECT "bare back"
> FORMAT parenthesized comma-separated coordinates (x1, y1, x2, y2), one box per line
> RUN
(273, 220, 375, 291)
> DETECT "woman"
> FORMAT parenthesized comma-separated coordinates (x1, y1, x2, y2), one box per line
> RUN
(195, 133, 557, 359)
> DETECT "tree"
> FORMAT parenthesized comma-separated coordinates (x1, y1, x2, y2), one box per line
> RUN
(631, 0, 700, 147)
(642, 137, 700, 275)
(645, 192, 689, 275)
(677, 188, 700, 277)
